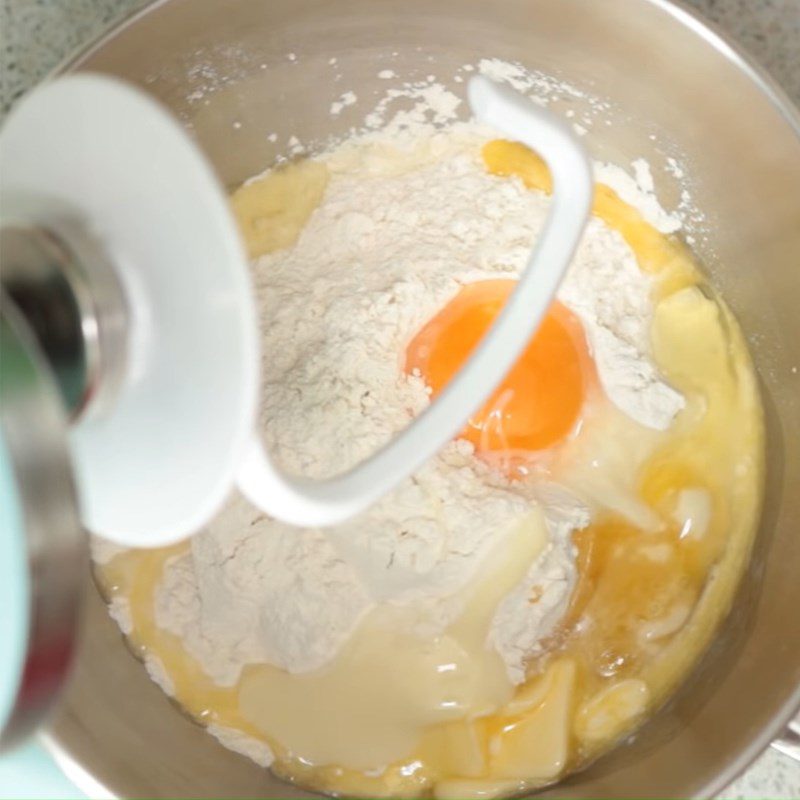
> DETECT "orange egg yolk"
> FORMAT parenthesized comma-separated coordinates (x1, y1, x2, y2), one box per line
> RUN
(405, 279, 590, 456)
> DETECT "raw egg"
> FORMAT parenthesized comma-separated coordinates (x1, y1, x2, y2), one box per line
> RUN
(406, 280, 592, 459)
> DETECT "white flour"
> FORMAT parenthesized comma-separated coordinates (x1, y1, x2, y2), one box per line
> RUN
(139, 130, 683, 694)
(208, 724, 275, 767)
(558, 214, 684, 430)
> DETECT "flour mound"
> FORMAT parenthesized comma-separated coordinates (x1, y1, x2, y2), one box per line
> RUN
(156, 495, 372, 685)
(153, 130, 681, 687)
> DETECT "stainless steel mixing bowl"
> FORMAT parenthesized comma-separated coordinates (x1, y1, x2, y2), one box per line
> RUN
(44, 0, 800, 796)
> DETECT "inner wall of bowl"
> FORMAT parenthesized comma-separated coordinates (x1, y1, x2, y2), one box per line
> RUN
(54, 1, 800, 798)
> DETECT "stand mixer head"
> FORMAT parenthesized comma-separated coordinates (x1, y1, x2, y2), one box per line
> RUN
(1, 73, 591, 544)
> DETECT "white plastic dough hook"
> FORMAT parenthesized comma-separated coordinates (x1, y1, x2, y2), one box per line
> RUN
(237, 76, 593, 526)
(0, 73, 592, 545)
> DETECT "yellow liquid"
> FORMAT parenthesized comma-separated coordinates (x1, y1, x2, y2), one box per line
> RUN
(238, 510, 546, 772)
(94, 140, 763, 799)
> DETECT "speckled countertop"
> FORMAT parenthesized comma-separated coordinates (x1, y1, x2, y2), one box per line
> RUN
(1, 0, 799, 798)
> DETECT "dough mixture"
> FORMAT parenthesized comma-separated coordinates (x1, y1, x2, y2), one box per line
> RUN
(94, 109, 763, 799)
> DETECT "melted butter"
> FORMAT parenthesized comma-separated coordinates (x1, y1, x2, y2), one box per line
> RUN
(231, 159, 329, 258)
(483, 139, 763, 768)
(95, 140, 764, 799)
(97, 545, 268, 743)
(238, 510, 548, 771)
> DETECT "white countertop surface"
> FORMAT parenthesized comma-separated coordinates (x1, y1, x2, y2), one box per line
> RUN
(1, 0, 798, 797)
